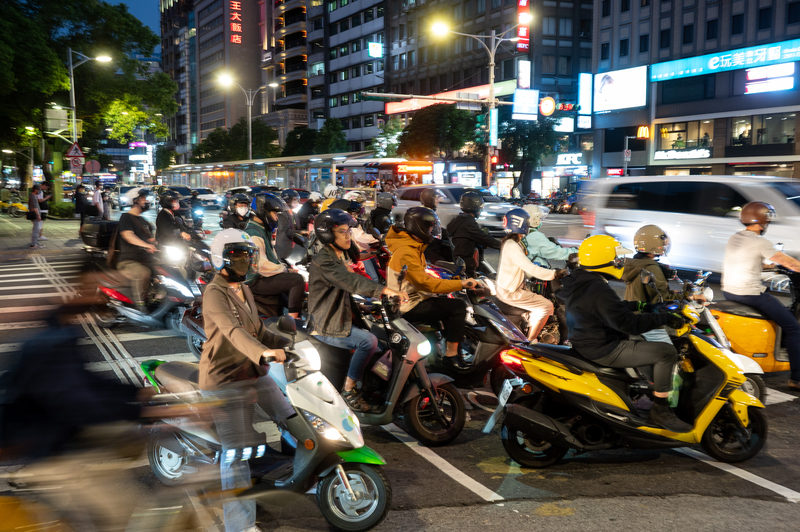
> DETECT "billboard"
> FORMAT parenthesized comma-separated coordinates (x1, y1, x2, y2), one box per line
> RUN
(594, 66, 647, 112)
(512, 89, 539, 121)
(578, 73, 592, 115)
(386, 80, 516, 114)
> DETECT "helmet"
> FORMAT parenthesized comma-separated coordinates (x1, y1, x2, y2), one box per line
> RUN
(308, 191, 324, 203)
(280, 189, 299, 204)
(314, 208, 357, 245)
(191, 190, 199, 196)
(522, 204, 547, 230)
(578, 235, 632, 280)
(459, 191, 484, 215)
(252, 193, 287, 223)
(633, 224, 671, 256)
(324, 184, 343, 198)
(741, 201, 776, 226)
(228, 193, 251, 213)
(210, 229, 260, 282)
(503, 208, 530, 235)
(343, 190, 366, 204)
(404, 206, 438, 245)
(160, 190, 180, 209)
(420, 188, 445, 210)
(376, 192, 396, 210)
(330, 198, 365, 217)
(320, 197, 337, 212)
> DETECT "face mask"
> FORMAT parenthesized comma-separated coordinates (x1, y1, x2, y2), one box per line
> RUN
(225, 249, 256, 281)
(236, 206, 250, 217)
(140, 201, 151, 212)
(171, 201, 180, 211)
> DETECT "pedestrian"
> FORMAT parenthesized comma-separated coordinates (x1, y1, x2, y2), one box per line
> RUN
(37, 181, 51, 242)
(75, 184, 89, 228)
(28, 184, 43, 248)
(92, 181, 104, 219)
(102, 186, 112, 220)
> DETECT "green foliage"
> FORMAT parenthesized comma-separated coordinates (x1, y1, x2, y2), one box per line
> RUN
(282, 127, 318, 156)
(314, 118, 348, 154)
(190, 117, 280, 163)
(49, 201, 75, 218)
(397, 104, 476, 160)
(497, 106, 559, 191)
(155, 146, 178, 170)
(369, 116, 404, 157)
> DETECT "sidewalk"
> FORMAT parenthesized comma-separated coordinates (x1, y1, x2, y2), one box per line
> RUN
(0, 214, 86, 261)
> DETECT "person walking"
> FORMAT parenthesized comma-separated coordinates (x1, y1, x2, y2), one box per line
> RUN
(92, 181, 104, 219)
(102, 186, 112, 220)
(75, 184, 90, 228)
(28, 184, 43, 248)
(37, 182, 51, 242)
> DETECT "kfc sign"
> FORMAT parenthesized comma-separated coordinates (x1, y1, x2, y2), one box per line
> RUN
(556, 153, 582, 165)
(517, 0, 530, 52)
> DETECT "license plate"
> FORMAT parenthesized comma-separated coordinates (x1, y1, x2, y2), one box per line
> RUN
(482, 377, 522, 433)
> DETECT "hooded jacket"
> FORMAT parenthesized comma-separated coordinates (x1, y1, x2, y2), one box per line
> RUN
(560, 268, 675, 360)
(524, 229, 578, 264)
(446, 213, 502, 262)
(385, 227, 462, 313)
(622, 253, 678, 304)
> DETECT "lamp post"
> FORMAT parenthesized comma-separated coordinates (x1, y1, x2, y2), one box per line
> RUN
(67, 48, 112, 143)
(432, 13, 532, 187)
(219, 74, 267, 161)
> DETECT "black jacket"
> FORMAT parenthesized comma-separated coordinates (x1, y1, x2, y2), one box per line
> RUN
(275, 210, 303, 259)
(222, 213, 248, 230)
(446, 213, 501, 260)
(297, 201, 318, 229)
(559, 268, 674, 360)
(75, 192, 89, 214)
(156, 209, 188, 245)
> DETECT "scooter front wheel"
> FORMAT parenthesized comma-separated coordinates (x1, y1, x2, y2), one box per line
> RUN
(317, 464, 391, 532)
(741, 374, 767, 403)
(701, 406, 767, 463)
(403, 382, 466, 446)
(500, 418, 568, 468)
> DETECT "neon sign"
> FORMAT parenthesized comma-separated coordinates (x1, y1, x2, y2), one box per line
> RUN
(230, 1, 242, 44)
(516, 0, 530, 52)
(397, 164, 433, 173)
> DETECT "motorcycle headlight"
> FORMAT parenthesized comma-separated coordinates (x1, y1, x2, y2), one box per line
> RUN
(302, 411, 346, 442)
(418, 340, 432, 356)
(493, 320, 527, 343)
(194, 209, 203, 216)
(163, 245, 186, 264)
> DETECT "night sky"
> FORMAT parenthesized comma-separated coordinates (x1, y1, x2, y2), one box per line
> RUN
(115, 1, 160, 33)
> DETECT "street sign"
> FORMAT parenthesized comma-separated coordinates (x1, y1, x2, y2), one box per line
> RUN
(624, 149, 632, 161)
(70, 157, 84, 175)
(85, 159, 101, 173)
(65, 142, 85, 158)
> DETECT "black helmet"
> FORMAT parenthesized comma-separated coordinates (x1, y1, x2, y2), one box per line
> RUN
(160, 190, 181, 209)
(330, 198, 365, 217)
(459, 191, 484, 215)
(404, 206, 438, 245)
(228, 193, 251, 213)
(253, 192, 287, 222)
(376, 192, 396, 210)
(191, 190, 199, 196)
(420, 188, 443, 210)
(314, 208, 357, 245)
(280, 189, 299, 204)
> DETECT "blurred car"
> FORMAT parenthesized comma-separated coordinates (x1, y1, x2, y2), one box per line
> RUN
(113, 185, 151, 211)
(192, 187, 223, 209)
(394, 184, 518, 236)
(581, 175, 800, 273)
(62, 185, 75, 202)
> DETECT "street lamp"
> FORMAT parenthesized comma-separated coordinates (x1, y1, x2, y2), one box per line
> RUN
(67, 48, 112, 142)
(432, 13, 532, 186)
(219, 74, 267, 161)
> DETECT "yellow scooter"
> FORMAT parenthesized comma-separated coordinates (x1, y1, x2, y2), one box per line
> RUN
(0, 191, 28, 217)
(485, 294, 767, 467)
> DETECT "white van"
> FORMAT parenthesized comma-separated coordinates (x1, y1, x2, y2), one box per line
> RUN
(580, 176, 800, 272)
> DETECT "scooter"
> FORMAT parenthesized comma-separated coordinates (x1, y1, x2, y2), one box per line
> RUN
(140, 316, 392, 532)
(1, 191, 28, 217)
(485, 286, 768, 468)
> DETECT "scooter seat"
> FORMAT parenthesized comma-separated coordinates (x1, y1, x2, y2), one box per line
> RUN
(490, 297, 528, 317)
(712, 300, 767, 320)
(527, 344, 640, 382)
(155, 361, 200, 393)
(434, 261, 456, 272)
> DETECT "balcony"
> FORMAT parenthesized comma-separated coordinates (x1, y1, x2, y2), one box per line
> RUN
(274, 0, 304, 15)
(275, 19, 306, 40)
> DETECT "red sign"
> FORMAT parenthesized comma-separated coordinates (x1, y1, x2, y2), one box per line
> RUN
(517, 0, 530, 52)
(230, 1, 242, 44)
(557, 103, 575, 111)
(607, 168, 624, 176)
(397, 164, 433, 174)
(387, 83, 497, 114)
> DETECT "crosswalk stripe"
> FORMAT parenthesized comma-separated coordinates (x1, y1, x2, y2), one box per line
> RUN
(0, 272, 81, 279)
(0, 329, 181, 354)
(0, 262, 83, 271)
(0, 292, 63, 300)
(0, 284, 78, 291)
(0, 320, 49, 330)
(0, 305, 60, 314)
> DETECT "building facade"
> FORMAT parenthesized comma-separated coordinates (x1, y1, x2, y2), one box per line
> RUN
(592, 0, 800, 179)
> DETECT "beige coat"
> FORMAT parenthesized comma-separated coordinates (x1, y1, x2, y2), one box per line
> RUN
(200, 273, 288, 390)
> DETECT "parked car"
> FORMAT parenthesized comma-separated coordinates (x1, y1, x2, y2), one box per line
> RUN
(394, 184, 518, 236)
(192, 187, 223, 209)
(581, 175, 800, 273)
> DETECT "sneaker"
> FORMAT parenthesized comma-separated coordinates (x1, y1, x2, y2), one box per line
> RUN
(39, 236, 49, 241)
(442, 354, 469, 371)
(30, 243, 44, 248)
(648, 402, 692, 433)
(788, 379, 800, 391)
(342, 389, 370, 412)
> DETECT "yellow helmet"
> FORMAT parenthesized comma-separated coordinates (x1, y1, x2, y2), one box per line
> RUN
(320, 197, 337, 212)
(578, 235, 633, 279)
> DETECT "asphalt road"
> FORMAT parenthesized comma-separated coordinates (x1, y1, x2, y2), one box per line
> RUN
(3, 211, 800, 531)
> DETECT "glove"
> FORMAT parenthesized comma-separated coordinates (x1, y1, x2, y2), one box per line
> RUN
(645, 302, 679, 314)
(554, 268, 569, 279)
(664, 313, 687, 329)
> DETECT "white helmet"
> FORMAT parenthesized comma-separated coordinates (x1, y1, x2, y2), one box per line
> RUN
(523, 204, 548, 230)
(324, 184, 343, 198)
(210, 229, 259, 280)
(308, 191, 324, 203)
(343, 190, 366, 204)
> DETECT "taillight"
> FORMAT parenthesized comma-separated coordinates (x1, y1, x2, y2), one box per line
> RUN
(197, 277, 207, 285)
(500, 349, 525, 371)
(99, 286, 134, 304)
(425, 268, 440, 278)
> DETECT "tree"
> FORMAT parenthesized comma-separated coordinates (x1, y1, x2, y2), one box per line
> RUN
(497, 106, 559, 195)
(155, 145, 178, 170)
(369, 116, 403, 157)
(190, 117, 280, 162)
(397, 104, 475, 161)
(190, 128, 231, 163)
(282, 127, 318, 156)
(314, 118, 348, 154)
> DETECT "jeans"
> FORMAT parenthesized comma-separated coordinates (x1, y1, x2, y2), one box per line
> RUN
(363, 258, 379, 282)
(200, 376, 295, 532)
(31, 219, 42, 246)
(314, 326, 379, 381)
(593, 339, 678, 393)
(723, 290, 800, 381)
(403, 297, 468, 343)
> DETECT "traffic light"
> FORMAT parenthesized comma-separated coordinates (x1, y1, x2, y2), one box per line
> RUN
(491, 155, 498, 164)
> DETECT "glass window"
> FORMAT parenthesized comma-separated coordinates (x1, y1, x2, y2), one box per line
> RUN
(340, 45, 349, 56)
(329, 72, 337, 84)
(558, 56, 571, 75)
(352, 14, 361, 27)
(328, 0, 337, 11)
(621, 0, 630, 11)
(600, 43, 609, 60)
(542, 55, 555, 74)
(340, 0, 348, 7)
(641, 0, 650, 5)
(351, 66, 360, 77)
(341, 118, 349, 130)
(707, 19, 718, 39)
(377, 60, 384, 71)
(559, 18, 572, 36)
(602, 0, 610, 17)
(341, 94, 349, 105)
(759, 7, 772, 30)
(352, 116, 361, 128)
(310, 62, 325, 76)
(339, 70, 349, 81)
(409, 50, 415, 66)
(660, 29, 670, 48)
(365, 9, 374, 22)
(329, 96, 338, 107)
(619, 38, 629, 57)
(543, 17, 556, 35)
(408, 21, 414, 37)
(365, 62, 374, 74)
(340, 19, 349, 32)
(657, 120, 714, 151)
(683, 24, 694, 45)
(399, 24, 406, 39)
(790, 2, 800, 24)
(477, 0, 485, 12)
(377, 4, 384, 17)
(770, 182, 800, 209)
(352, 40, 361, 52)
(365, 115, 375, 127)
(491, 0, 500, 9)
(756, 113, 795, 145)
(311, 87, 323, 99)
(352, 91, 361, 103)
(731, 116, 753, 146)
(639, 34, 649, 53)
(330, 48, 337, 59)
(732, 13, 744, 35)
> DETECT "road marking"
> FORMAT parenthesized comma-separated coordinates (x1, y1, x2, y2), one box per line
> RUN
(0, 283, 79, 291)
(765, 387, 797, 406)
(676, 448, 800, 503)
(0, 216, 22, 230)
(0, 271, 81, 279)
(84, 353, 195, 373)
(382, 423, 504, 502)
(0, 261, 83, 271)
(0, 320, 48, 330)
(0, 330, 180, 354)
(0, 304, 60, 314)
(0, 291, 63, 300)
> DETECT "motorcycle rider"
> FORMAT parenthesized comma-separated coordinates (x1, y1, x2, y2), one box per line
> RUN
(117, 190, 157, 310)
(722, 201, 800, 390)
(155, 190, 192, 246)
(297, 191, 323, 229)
(330, 197, 381, 281)
(447, 191, 501, 277)
(189, 189, 203, 226)
(308, 209, 409, 411)
(420, 188, 453, 264)
(622, 224, 678, 344)
(522, 204, 578, 263)
(559, 235, 692, 433)
(369, 192, 395, 235)
(387, 207, 484, 369)
(324, 183, 343, 199)
(275, 189, 309, 259)
(496, 208, 568, 342)
(221, 193, 252, 230)
(245, 193, 305, 319)
(204, 228, 297, 532)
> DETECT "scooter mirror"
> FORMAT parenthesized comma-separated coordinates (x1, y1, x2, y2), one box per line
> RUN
(292, 234, 306, 246)
(397, 264, 408, 284)
(371, 227, 382, 240)
(278, 315, 297, 335)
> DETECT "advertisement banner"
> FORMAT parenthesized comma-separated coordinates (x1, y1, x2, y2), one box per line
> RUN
(594, 66, 648, 112)
(512, 89, 539, 121)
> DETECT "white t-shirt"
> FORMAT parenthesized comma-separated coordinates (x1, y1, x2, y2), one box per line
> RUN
(721, 230, 777, 295)
(93, 189, 104, 216)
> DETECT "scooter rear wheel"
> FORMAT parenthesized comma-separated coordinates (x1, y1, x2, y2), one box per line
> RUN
(147, 430, 192, 486)
(701, 406, 767, 463)
(186, 334, 204, 360)
(403, 382, 466, 446)
(500, 418, 568, 468)
(317, 464, 391, 532)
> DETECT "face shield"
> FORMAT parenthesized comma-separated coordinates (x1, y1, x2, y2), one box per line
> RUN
(223, 243, 259, 280)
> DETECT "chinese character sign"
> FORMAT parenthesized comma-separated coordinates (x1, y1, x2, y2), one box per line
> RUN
(230, 1, 242, 44)
(517, 0, 530, 53)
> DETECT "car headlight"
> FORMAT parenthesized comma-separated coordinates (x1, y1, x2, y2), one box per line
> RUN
(302, 411, 346, 442)
(216, 196, 224, 203)
(418, 340, 432, 356)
